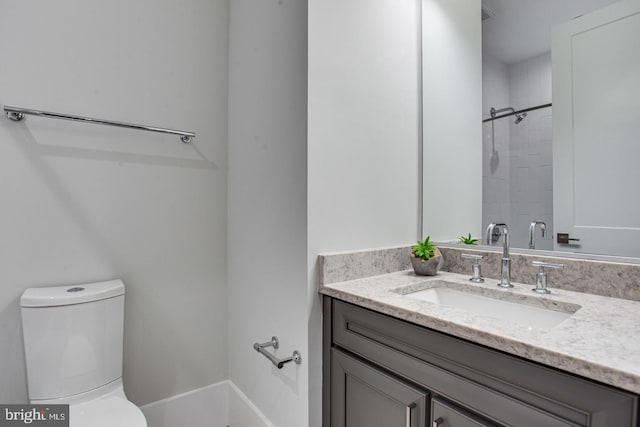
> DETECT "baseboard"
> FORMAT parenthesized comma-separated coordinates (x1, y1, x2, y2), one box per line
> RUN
(227, 382, 276, 427)
(140, 381, 229, 427)
(140, 380, 275, 427)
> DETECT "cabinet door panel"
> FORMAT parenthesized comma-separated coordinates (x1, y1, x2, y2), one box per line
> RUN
(331, 348, 427, 427)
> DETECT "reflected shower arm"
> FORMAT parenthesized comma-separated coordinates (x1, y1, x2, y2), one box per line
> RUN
(490, 106, 515, 117)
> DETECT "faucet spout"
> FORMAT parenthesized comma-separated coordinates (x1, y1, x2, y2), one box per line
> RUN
(528, 221, 547, 249)
(486, 222, 513, 288)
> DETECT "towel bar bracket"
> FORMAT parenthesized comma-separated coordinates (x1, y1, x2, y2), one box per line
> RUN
(7, 111, 24, 122)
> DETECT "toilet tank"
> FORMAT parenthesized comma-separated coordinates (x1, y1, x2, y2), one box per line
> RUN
(21, 280, 125, 401)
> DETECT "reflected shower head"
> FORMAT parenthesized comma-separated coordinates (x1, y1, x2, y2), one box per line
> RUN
(514, 112, 528, 124)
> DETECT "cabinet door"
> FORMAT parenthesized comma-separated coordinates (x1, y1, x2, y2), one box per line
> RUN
(331, 348, 427, 427)
(431, 398, 497, 427)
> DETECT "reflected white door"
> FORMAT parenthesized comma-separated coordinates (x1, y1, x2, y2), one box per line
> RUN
(552, 0, 640, 257)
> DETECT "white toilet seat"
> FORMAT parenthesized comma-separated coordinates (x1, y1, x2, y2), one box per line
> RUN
(70, 396, 146, 427)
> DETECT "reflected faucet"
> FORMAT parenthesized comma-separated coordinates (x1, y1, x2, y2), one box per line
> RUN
(529, 221, 547, 250)
(486, 223, 513, 288)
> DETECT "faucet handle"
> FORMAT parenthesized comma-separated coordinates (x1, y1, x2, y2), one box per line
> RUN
(462, 253, 484, 283)
(532, 261, 564, 269)
(531, 261, 564, 294)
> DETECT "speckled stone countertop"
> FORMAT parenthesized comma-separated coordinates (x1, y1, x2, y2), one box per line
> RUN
(320, 269, 640, 394)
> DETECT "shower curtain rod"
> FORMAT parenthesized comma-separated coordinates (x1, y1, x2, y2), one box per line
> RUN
(482, 102, 552, 123)
(3, 105, 195, 143)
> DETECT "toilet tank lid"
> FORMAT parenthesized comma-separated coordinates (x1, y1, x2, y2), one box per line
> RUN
(21, 280, 125, 307)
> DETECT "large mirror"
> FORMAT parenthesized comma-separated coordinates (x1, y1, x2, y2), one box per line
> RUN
(424, 0, 640, 259)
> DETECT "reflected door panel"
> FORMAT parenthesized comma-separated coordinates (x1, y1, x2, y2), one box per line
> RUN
(552, 0, 640, 257)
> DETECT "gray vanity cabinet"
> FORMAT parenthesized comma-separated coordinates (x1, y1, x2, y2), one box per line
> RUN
(323, 297, 639, 427)
(331, 349, 427, 427)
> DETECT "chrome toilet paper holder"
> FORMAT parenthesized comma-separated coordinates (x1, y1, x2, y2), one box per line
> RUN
(253, 336, 302, 369)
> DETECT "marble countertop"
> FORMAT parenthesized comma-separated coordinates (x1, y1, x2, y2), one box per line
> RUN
(320, 270, 640, 394)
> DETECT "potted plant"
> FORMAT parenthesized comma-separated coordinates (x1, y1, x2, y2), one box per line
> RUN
(410, 236, 443, 276)
(459, 233, 478, 245)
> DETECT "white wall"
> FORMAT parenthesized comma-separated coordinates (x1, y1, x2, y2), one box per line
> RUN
(227, 1, 309, 427)
(308, 0, 421, 424)
(308, 0, 421, 252)
(0, 3, 443, 425)
(0, 0, 229, 406)
(422, 0, 482, 242)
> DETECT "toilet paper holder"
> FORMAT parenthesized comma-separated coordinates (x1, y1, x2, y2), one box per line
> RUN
(253, 336, 302, 369)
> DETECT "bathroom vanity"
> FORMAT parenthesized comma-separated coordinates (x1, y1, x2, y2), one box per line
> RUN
(319, 249, 640, 427)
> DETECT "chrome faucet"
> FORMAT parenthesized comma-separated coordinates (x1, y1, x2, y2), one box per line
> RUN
(486, 223, 513, 288)
(529, 221, 547, 249)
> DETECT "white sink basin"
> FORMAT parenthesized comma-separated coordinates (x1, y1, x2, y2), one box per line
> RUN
(406, 286, 574, 329)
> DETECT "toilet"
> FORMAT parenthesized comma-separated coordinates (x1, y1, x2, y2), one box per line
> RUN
(21, 280, 147, 427)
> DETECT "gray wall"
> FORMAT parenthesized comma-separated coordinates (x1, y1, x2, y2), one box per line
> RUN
(0, 0, 229, 406)
(308, 0, 423, 424)
(227, 1, 309, 426)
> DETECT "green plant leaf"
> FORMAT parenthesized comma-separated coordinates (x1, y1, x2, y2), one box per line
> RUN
(459, 233, 478, 245)
(412, 236, 437, 260)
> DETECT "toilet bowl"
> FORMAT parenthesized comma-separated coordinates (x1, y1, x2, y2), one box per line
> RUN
(32, 379, 146, 427)
(21, 280, 147, 427)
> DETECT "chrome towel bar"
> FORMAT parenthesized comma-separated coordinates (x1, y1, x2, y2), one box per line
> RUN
(253, 336, 302, 369)
(4, 105, 195, 143)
